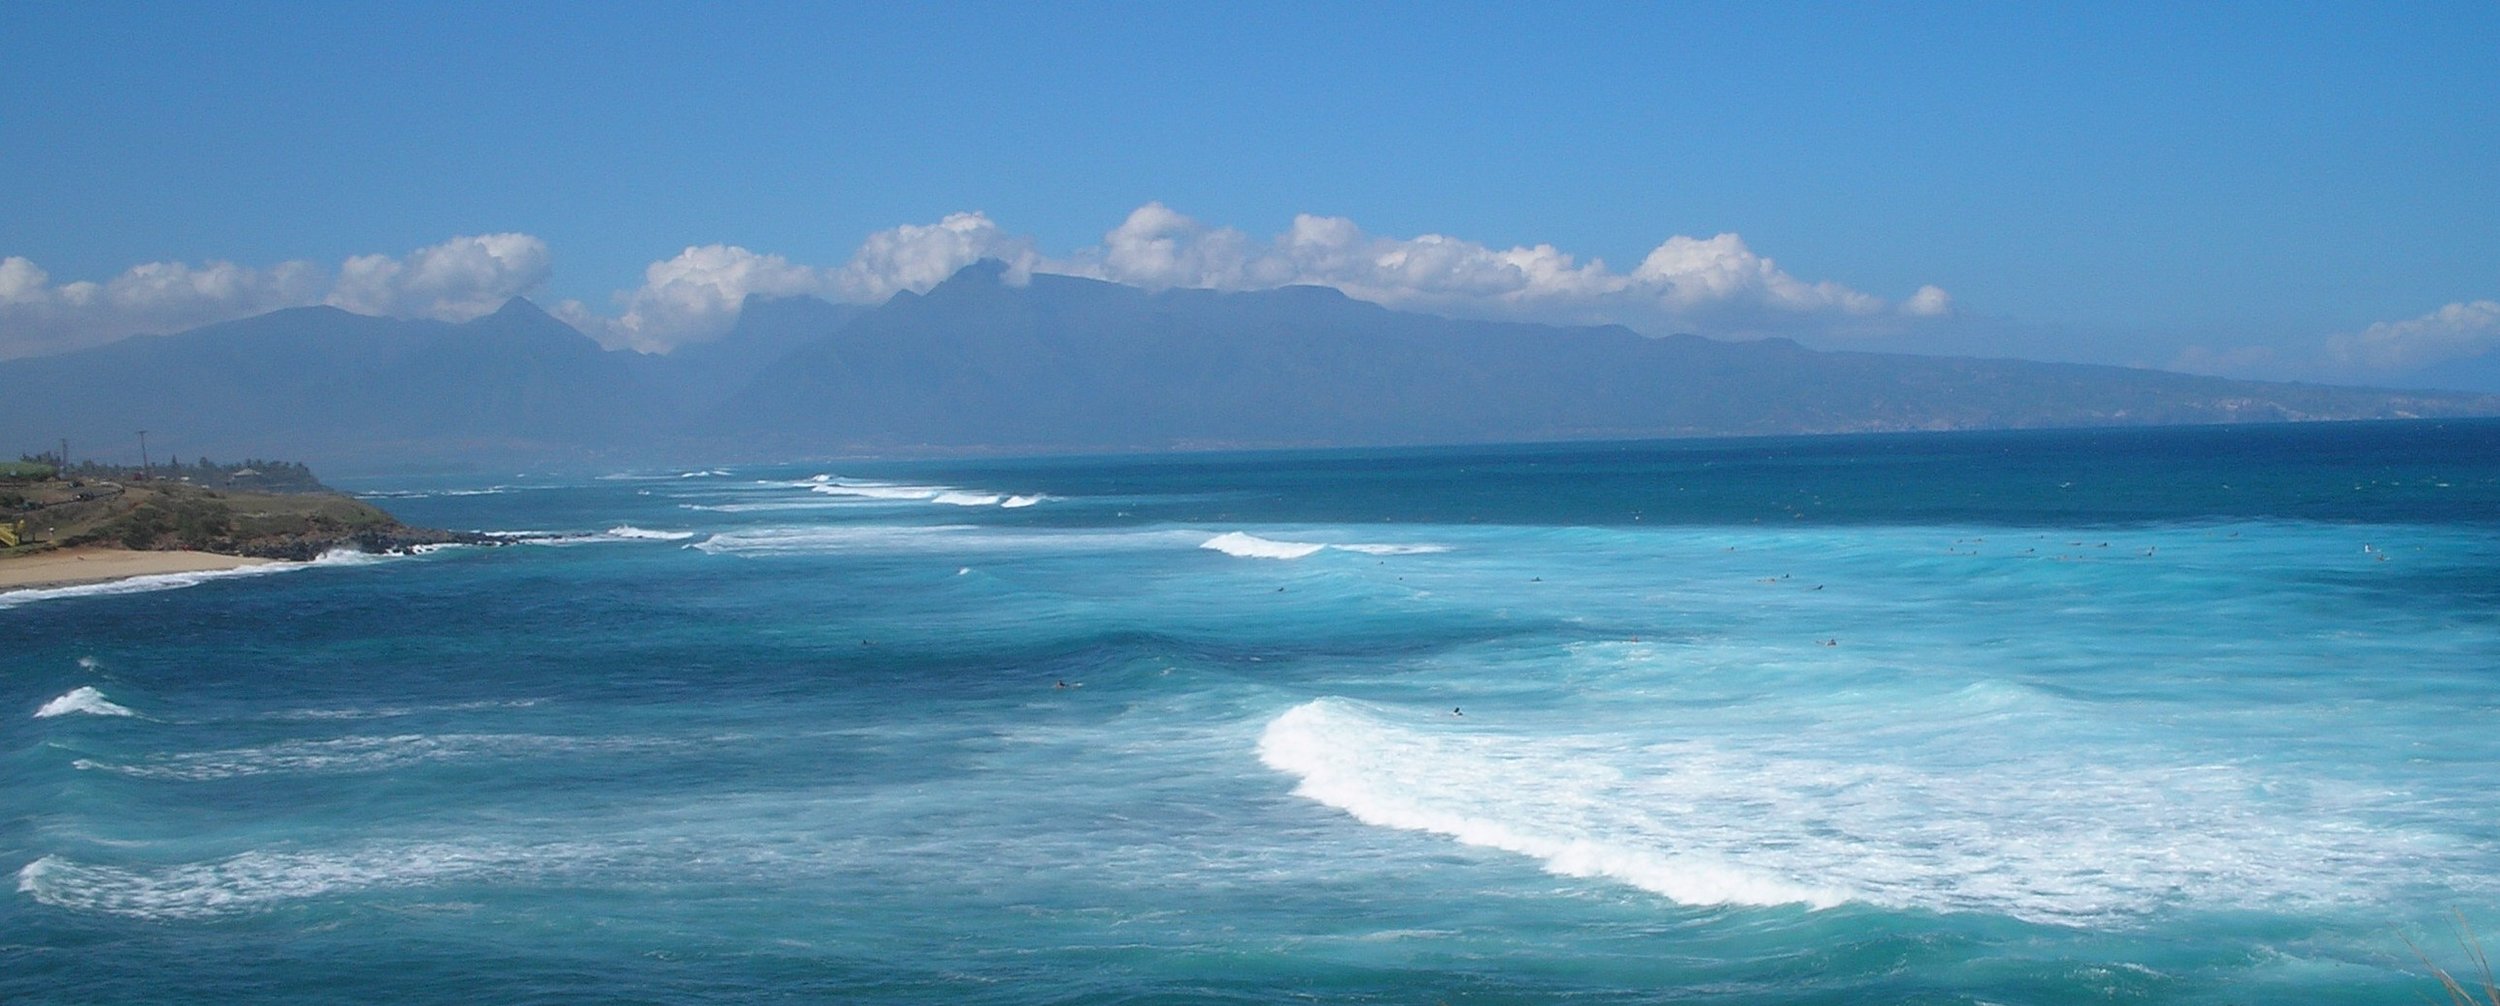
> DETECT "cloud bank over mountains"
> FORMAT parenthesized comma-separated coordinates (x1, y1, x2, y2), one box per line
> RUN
(4, 206, 2491, 391)
(2170, 299, 2500, 387)
(554, 204, 1955, 353)
(2, 206, 1949, 359)
(0, 234, 550, 359)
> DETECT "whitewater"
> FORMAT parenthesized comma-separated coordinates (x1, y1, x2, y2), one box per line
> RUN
(6, 420, 2498, 1004)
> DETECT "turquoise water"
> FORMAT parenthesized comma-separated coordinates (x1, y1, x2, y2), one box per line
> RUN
(7, 420, 2499, 1003)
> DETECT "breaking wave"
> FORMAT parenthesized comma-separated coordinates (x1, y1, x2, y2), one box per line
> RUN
(1259, 699, 1847, 910)
(604, 525, 698, 541)
(695, 524, 1199, 557)
(498, 527, 707, 546)
(1201, 533, 1450, 560)
(1201, 532, 1326, 560)
(796, 476, 1044, 508)
(1256, 698, 2453, 924)
(35, 686, 137, 719)
(1328, 542, 1451, 555)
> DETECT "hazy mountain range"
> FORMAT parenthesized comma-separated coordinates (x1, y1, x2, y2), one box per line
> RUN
(5, 260, 2495, 473)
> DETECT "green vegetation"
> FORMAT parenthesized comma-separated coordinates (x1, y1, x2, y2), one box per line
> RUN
(56, 480, 400, 558)
(2, 453, 480, 560)
(17, 452, 327, 493)
(0, 460, 57, 480)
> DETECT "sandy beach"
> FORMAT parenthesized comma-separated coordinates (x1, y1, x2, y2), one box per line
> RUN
(0, 547, 282, 592)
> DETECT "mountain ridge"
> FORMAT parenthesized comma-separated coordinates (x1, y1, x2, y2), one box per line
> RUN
(5, 261, 2494, 472)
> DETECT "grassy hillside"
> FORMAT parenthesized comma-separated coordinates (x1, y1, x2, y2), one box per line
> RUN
(2, 476, 474, 560)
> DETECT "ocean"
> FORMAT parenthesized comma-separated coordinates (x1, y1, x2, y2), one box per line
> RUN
(7, 419, 2498, 1004)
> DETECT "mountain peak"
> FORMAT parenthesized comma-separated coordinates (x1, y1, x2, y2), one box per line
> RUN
(930, 257, 1015, 292)
(489, 296, 555, 322)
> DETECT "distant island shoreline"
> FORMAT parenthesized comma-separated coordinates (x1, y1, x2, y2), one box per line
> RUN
(7, 263, 2496, 475)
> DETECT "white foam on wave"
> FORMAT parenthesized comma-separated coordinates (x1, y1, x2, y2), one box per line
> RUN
(694, 524, 970, 555)
(73, 732, 675, 781)
(679, 500, 854, 513)
(1201, 533, 1447, 560)
(16, 842, 564, 920)
(35, 686, 137, 719)
(358, 483, 568, 499)
(501, 527, 705, 546)
(270, 698, 545, 722)
(797, 477, 1043, 508)
(1257, 698, 2456, 924)
(1202, 532, 1327, 560)
(809, 481, 948, 501)
(1260, 699, 1848, 910)
(696, 524, 1195, 557)
(604, 525, 698, 541)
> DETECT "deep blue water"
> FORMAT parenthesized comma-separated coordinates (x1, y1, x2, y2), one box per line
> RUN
(6, 420, 2499, 1003)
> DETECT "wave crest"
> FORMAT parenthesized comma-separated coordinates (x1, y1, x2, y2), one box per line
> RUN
(35, 686, 136, 719)
(1257, 697, 2461, 924)
(1201, 532, 1326, 560)
(801, 478, 1043, 508)
(1201, 533, 1449, 560)
(1258, 699, 1849, 910)
(605, 525, 698, 541)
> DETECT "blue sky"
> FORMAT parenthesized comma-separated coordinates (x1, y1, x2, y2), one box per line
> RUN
(3, 2, 2495, 387)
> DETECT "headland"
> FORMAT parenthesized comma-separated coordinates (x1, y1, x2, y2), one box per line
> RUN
(1, 457, 486, 594)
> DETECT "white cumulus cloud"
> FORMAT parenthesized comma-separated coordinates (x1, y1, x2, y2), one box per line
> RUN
(1632, 233, 1881, 314)
(1041, 203, 1947, 338)
(0, 235, 559, 360)
(2170, 299, 2500, 386)
(566, 213, 1043, 352)
(326, 233, 551, 322)
(570, 244, 835, 353)
(569, 204, 1953, 352)
(2322, 299, 2500, 372)
(0, 255, 324, 359)
(835, 212, 1038, 303)
(7, 210, 1956, 358)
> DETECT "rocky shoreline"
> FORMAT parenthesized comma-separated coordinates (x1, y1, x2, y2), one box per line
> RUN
(4, 474, 501, 564)
(226, 524, 505, 562)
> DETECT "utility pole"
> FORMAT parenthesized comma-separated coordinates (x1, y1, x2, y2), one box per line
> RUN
(136, 430, 149, 479)
(59, 438, 68, 471)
